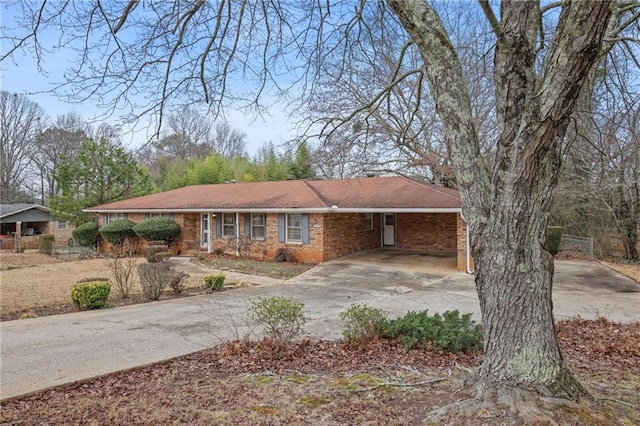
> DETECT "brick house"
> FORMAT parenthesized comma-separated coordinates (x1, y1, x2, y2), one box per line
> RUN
(85, 176, 472, 272)
(0, 204, 75, 250)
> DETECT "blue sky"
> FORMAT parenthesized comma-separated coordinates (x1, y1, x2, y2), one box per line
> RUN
(0, 3, 296, 154)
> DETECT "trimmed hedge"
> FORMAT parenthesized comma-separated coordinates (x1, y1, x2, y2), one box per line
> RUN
(73, 222, 100, 248)
(133, 217, 182, 246)
(100, 219, 137, 246)
(544, 226, 563, 256)
(71, 281, 111, 310)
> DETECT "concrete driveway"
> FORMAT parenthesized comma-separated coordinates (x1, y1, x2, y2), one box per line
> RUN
(1, 251, 638, 400)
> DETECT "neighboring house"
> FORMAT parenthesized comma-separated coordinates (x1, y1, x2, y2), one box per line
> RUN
(85, 176, 472, 272)
(0, 204, 74, 250)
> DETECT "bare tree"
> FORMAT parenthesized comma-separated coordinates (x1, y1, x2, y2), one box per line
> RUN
(551, 29, 640, 260)
(0, 91, 45, 203)
(212, 121, 247, 159)
(3, 1, 639, 420)
(306, 6, 495, 186)
(31, 112, 87, 204)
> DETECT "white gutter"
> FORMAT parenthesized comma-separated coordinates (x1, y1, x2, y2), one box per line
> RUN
(84, 207, 463, 214)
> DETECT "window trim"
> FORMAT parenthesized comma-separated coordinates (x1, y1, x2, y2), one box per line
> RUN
(58, 220, 67, 231)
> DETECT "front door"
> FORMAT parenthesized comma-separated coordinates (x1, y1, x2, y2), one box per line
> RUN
(383, 213, 396, 246)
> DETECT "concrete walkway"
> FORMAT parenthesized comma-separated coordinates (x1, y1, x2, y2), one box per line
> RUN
(1, 255, 638, 400)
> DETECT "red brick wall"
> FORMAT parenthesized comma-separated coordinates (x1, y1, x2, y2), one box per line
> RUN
(395, 213, 457, 252)
(323, 213, 380, 260)
(94, 211, 471, 272)
(208, 213, 325, 264)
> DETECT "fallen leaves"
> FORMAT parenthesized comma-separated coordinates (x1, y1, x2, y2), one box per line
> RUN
(1, 318, 638, 425)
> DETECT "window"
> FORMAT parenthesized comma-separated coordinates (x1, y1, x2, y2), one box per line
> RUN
(201, 214, 209, 247)
(145, 213, 175, 220)
(104, 213, 128, 224)
(365, 213, 373, 231)
(286, 213, 302, 242)
(251, 214, 266, 240)
(58, 221, 67, 231)
(222, 213, 236, 237)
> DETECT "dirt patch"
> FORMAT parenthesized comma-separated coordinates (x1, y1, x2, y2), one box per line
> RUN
(1, 319, 638, 425)
(195, 254, 316, 279)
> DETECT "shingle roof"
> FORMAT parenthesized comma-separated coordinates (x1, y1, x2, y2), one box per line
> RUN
(85, 176, 461, 212)
(0, 204, 50, 219)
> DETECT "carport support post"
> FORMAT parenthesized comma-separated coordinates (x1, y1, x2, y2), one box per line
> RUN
(207, 213, 212, 254)
(15, 221, 22, 252)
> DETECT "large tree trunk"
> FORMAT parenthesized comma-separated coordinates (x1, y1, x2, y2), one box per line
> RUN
(474, 212, 586, 399)
(388, 0, 613, 404)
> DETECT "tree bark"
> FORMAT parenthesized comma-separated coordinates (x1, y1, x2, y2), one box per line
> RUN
(387, 0, 613, 401)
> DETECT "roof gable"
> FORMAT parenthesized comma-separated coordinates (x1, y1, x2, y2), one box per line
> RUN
(0, 204, 50, 219)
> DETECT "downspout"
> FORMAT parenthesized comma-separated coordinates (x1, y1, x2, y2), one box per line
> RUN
(460, 212, 473, 274)
(235, 212, 240, 257)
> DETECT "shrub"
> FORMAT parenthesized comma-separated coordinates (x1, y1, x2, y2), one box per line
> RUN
(137, 262, 170, 300)
(544, 226, 563, 256)
(383, 310, 483, 353)
(168, 270, 189, 294)
(132, 217, 182, 246)
(73, 222, 100, 248)
(249, 296, 308, 342)
(144, 245, 168, 262)
(71, 281, 111, 311)
(273, 247, 295, 262)
(340, 304, 389, 343)
(99, 219, 137, 247)
(104, 238, 141, 299)
(38, 234, 56, 255)
(204, 274, 225, 291)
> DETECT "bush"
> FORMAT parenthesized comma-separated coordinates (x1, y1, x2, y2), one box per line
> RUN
(204, 274, 225, 291)
(544, 226, 563, 256)
(340, 304, 389, 343)
(73, 222, 100, 248)
(100, 219, 137, 247)
(273, 247, 295, 262)
(133, 217, 182, 246)
(249, 296, 308, 342)
(144, 245, 168, 262)
(38, 234, 56, 255)
(138, 263, 170, 300)
(168, 270, 189, 294)
(71, 281, 111, 311)
(383, 310, 482, 353)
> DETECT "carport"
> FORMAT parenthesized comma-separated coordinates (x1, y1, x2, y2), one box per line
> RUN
(0, 204, 52, 250)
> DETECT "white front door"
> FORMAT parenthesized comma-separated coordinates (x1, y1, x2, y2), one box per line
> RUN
(200, 213, 210, 248)
(383, 213, 395, 246)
